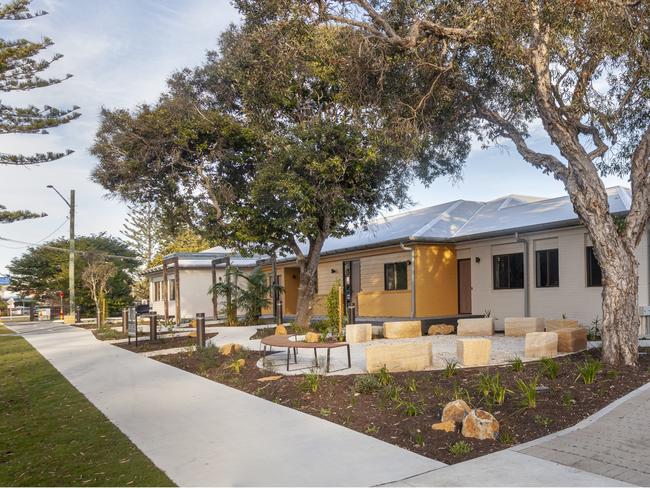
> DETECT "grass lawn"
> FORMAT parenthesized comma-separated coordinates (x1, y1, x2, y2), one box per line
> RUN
(0, 333, 175, 486)
(0, 323, 13, 334)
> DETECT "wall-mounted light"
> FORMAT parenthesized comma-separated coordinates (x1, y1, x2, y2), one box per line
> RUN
(407, 260, 412, 265)
(475, 257, 481, 263)
(331, 268, 337, 273)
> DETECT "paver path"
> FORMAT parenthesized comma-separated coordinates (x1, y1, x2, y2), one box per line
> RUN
(9, 322, 442, 487)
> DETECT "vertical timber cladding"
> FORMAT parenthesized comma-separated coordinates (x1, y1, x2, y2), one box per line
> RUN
(413, 243, 458, 317)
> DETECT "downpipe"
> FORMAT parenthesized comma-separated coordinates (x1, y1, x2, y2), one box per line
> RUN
(400, 242, 416, 319)
(515, 232, 530, 317)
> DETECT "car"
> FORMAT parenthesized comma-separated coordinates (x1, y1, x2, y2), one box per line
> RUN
(135, 303, 150, 315)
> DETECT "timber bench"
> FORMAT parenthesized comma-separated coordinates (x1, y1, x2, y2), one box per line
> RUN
(260, 335, 351, 373)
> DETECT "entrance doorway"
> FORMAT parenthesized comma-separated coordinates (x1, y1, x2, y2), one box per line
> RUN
(342, 260, 361, 315)
(458, 259, 472, 315)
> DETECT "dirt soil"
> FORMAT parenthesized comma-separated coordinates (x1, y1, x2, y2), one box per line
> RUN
(114, 333, 218, 352)
(154, 347, 650, 465)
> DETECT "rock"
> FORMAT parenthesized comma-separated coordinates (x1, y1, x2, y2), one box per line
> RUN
(441, 399, 471, 423)
(257, 375, 283, 382)
(524, 332, 558, 359)
(457, 318, 494, 336)
(431, 420, 456, 433)
(365, 342, 433, 373)
(427, 324, 455, 335)
(304, 332, 321, 343)
(556, 327, 587, 353)
(275, 324, 288, 335)
(219, 343, 243, 355)
(346, 323, 373, 343)
(545, 319, 580, 332)
(382, 320, 422, 339)
(461, 409, 499, 440)
(504, 317, 545, 336)
(456, 338, 492, 367)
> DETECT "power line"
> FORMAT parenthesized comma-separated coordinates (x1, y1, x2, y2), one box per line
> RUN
(0, 218, 70, 250)
(0, 236, 141, 262)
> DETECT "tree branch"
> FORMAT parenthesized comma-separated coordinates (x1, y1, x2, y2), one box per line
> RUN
(625, 125, 650, 246)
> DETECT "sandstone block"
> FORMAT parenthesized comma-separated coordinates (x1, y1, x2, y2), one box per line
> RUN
(345, 323, 373, 343)
(441, 399, 471, 423)
(545, 319, 580, 332)
(219, 343, 243, 355)
(556, 327, 587, 353)
(304, 332, 321, 343)
(505, 317, 545, 336)
(427, 324, 455, 336)
(461, 409, 499, 440)
(257, 375, 283, 382)
(365, 342, 432, 373)
(275, 324, 288, 335)
(431, 420, 456, 433)
(457, 318, 494, 336)
(524, 332, 558, 358)
(63, 314, 76, 325)
(383, 320, 422, 339)
(456, 338, 492, 367)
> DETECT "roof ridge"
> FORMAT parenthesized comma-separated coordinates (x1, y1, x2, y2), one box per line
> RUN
(451, 202, 488, 237)
(367, 199, 466, 226)
(411, 200, 464, 238)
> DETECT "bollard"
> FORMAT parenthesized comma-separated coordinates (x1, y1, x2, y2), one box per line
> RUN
(196, 312, 206, 348)
(276, 301, 284, 325)
(149, 313, 157, 341)
(29, 307, 36, 322)
(122, 308, 129, 334)
(347, 303, 356, 325)
(75, 307, 81, 323)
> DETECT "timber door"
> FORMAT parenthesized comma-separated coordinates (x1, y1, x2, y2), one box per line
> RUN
(457, 259, 472, 315)
(343, 260, 361, 314)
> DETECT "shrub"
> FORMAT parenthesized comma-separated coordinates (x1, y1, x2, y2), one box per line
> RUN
(301, 372, 321, 393)
(365, 424, 379, 434)
(533, 414, 553, 427)
(576, 359, 603, 384)
(510, 356, 524, 372)
(406, 378, 418, 392)
(476, 372, 507, 406)
(540, 357, 560, 379)
(400, 400, 422, 417)
(444, 359, 459, 378)
(449, 440, 472, 456)
(499, 428, 515, 445)
(516, 376, 539, 408)
(411, 429, 424, 447)
(227, 358, 245, 374)
(452, 382, 472, 404)
(353, 375, 382, 394)
(375, 366, 393, 386)
(193, 344, 220, 370)
(384, 384, 403, 403)
(561, 391, 576, 408)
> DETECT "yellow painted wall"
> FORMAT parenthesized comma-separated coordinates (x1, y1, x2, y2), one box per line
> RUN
(414, 244, 458, 316)
(283, 267, 300, 315)
(358, 290, 411, 317)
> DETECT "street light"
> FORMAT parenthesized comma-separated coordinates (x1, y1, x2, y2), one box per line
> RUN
(47, 185, 76, 321)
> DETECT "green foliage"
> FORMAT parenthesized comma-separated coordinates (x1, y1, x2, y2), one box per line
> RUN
(499, 428, 515, 445)
(7, 234, 138, 317)
(384, 384, 403, 403)
(326, 280, 342, 337)
(150, 228, 212, 267)
(400, 400, 422, 417)
(449, 441, 472, 456)
(452, 382, 472, 404)
(576, 359, 603, 384)
(444, 359, 459, 378)
(588, 317, 602, 341)
(411, 429, 424, 447)
(540, 357, 560, 380)
(510, 356, 524, 372)
(375, 366, 393, 386)
(300, 371, 321, 393)
(476, 372, 507, 406)
(353, 374, 382, 394)
(406, 378, 418, 393)
(193, 344, 220, 370)
(237, 267, 278, 324)
(227, 358, 245, 374)
(533, 415, 553, 428)
(365, 423, 379, 434)
(121, 202, 162, 267)
(516, 376, 539, 409)
(561, 391, 576, 408)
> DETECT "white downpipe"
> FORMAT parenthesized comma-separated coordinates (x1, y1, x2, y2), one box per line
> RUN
(515, 232, 530, 316)
(400, 242, 416, 319)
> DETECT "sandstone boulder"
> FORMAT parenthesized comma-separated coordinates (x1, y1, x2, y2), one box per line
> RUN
(431, 420, 456, 433)
(461, 409, 499, 440)
(556, 327, 587, 353)
(456, 338, 492, 367)
(524, 332, 558, 358)
(219, 343, 243, 355)
(275, 324, 288, 335)
(427, 324, 455, 336)
(346, 323, 373, 343)
(383, 320, 422, 339)
(441, 399, 471, 423)
(304, 332, 321, 343)
(545, 319, 580, 332)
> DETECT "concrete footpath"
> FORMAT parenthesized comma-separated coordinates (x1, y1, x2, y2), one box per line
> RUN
(9, 322, 442, 487)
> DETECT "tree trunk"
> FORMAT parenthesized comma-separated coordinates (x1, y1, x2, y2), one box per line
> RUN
(599, 245, 640, 367)
(94, 299, 101, 329)
(294, 238, 326, 328)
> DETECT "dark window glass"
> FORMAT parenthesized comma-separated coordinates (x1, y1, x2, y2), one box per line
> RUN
(384, 262, 408, 291)
(493, 253, 524, 289)
(536, 249, 559, 287)
(586, 246, 602, 287)
(169, 280, 175, 300)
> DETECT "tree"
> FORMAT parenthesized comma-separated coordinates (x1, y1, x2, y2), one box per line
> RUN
(0, 0, 80, 222)
(82, 253, 117, 327)
(149, 228, 212, 267)
(307, 0, 650, 366)
(121, 201, 162, 267)
(91, 17, 460, 327)
(7, 234, 138, 316)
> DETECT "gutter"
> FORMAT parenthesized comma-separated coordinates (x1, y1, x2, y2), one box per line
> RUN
(400, 241, 416, 319)
(515, 232, 530, 317)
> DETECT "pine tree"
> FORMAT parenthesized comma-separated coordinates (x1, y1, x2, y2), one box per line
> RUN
(1, 0, 80, 222)
(121, 202, 161, 267)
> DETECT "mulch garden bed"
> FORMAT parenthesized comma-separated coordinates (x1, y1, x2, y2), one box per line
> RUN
(154, 346, 650, 465)
(114, 333, 218, 353)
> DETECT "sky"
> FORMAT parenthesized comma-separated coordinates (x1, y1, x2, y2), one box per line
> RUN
(0, 0, 628, 274)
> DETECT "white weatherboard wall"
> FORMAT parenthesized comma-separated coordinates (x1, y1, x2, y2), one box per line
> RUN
(456, 226, 650, 331)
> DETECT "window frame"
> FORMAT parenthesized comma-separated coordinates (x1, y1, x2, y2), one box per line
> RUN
(492, 252, 525, 290)
(384, 261, 408, 291)
(586, 246, 603, 287)
(535, 248, 559, 288)
(168, 279, 176, 301)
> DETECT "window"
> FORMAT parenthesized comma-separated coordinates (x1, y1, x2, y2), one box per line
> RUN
(384, 262, 408, 291)
(536, 249, 559, 287)
(586, 246, 602, 287)
(168, 279, 175, 300)
(493, 253, 524, 289)
(154, 281, 161, 301)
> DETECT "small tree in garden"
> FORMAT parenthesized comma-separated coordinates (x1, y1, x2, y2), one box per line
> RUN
(237, 268, 277, 325)
(325, 280, 343, 339)
(81, 254, 117, 328)
(209, 265, 240, 326)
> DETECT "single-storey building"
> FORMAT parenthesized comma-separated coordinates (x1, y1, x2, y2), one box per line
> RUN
(262, 186, 650, 333)
(143, 247, 262, 323)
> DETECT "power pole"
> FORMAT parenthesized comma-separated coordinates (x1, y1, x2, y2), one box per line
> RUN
(69, 189, 75, 316)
